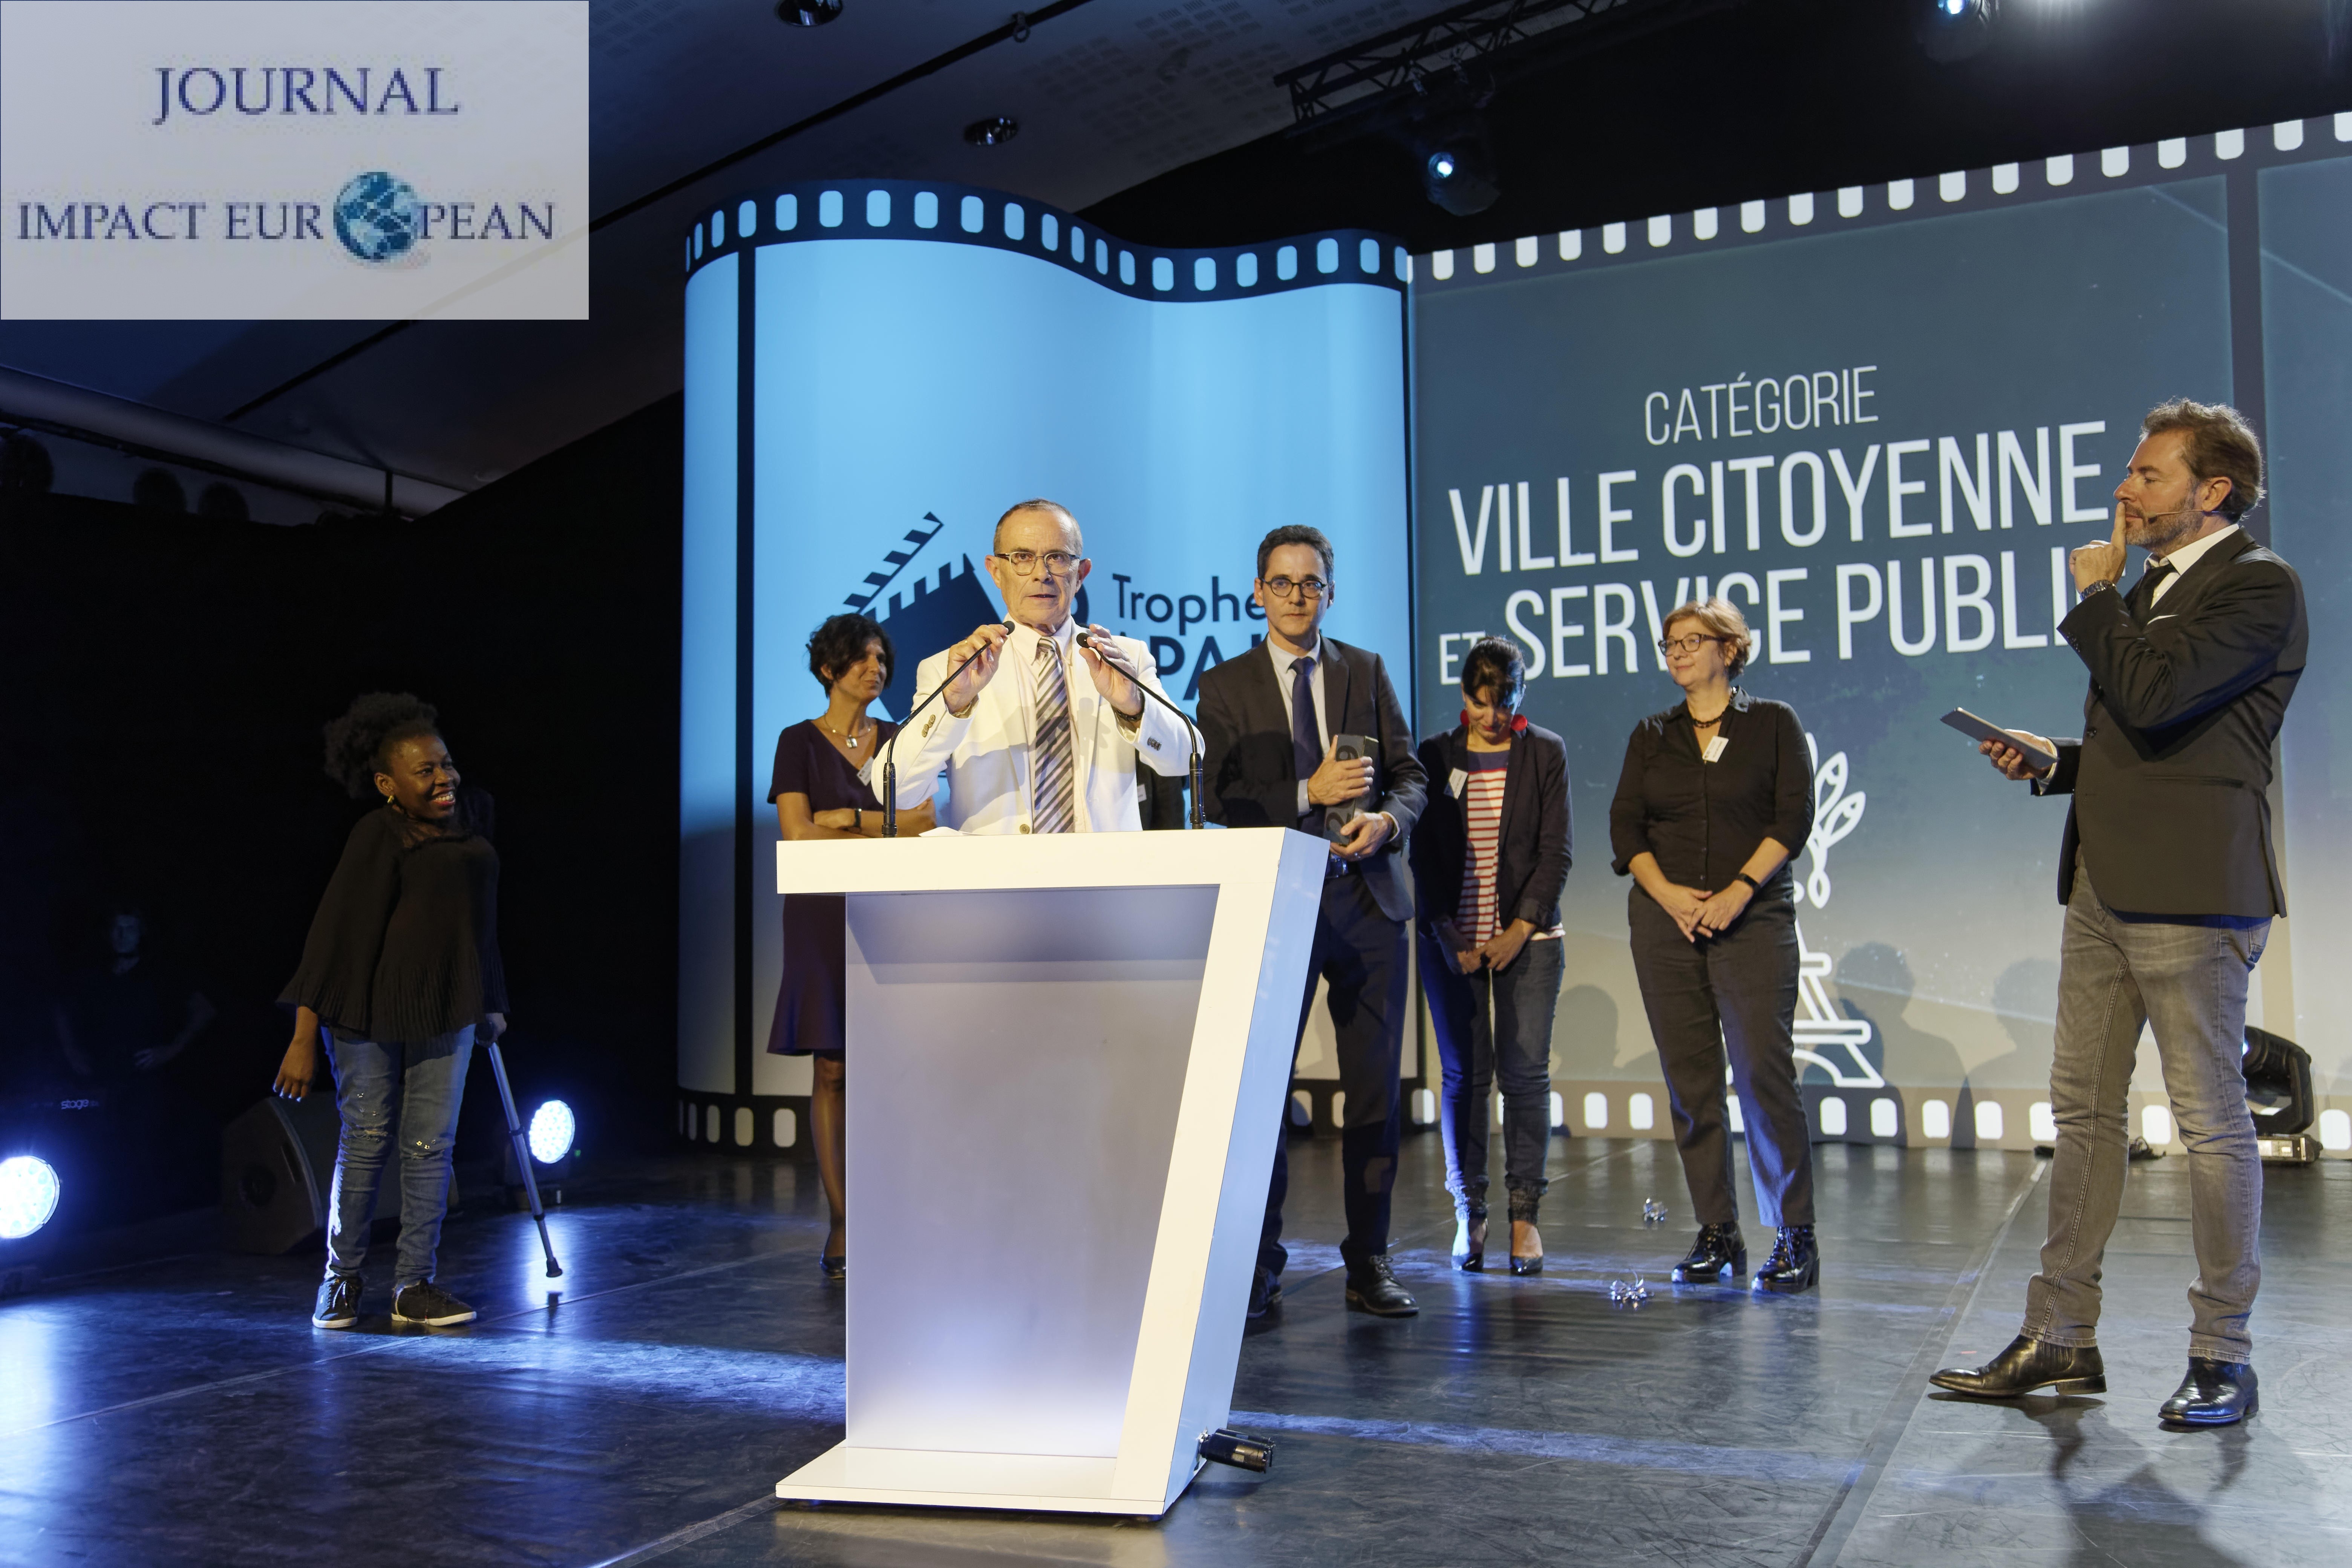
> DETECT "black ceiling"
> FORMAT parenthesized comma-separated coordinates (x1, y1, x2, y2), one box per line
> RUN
(1086, 0, 2352, 252)
(4, 0, 2345, 508)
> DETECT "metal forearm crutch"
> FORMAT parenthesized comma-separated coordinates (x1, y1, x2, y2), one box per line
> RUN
(485, 1038, 563, 1277)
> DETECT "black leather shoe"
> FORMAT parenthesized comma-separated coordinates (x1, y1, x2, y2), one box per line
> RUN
(2159, 1358, 2257, 1426)
(1246, 1268, 1283, 1320)
(1671, 1223, 1747, 1283)
(818, 1253, 845, 1282)
(1931, 1334, 2107, 1398)
(1753, 1225, 1819, 1295)
(1344, 1255, 1419, 1317)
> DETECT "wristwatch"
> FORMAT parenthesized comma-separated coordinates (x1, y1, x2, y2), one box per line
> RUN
(1734, 871, 1761, 891)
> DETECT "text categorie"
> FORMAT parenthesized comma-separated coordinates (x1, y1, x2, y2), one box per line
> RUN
(1106, 573, 1266, 699)
(1438, 415, 2110, 679)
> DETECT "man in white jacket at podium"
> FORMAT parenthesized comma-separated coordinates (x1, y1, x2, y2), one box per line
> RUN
(866, 499, 1192, 833)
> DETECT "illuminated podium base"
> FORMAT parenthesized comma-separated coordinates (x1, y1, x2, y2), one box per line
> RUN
(770, 828, 1324, 1517)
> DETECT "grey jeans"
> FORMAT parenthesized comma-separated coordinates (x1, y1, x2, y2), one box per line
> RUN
(2024, 858, 2268, 1363)
(1421, 933, 1563, 1213)
(323, 1025, 475, 1290)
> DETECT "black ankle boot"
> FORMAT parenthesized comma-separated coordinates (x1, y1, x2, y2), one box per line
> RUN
(1753, 1225, 1819, 1294)
(1672, 1223, 1747, 1283)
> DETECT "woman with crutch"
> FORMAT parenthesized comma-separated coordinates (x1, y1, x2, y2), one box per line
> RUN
(274, 692, 507, 1329)
(1410, 636, 1573, 1275)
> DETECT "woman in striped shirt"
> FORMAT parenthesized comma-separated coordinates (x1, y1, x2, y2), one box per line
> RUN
(1410, 638, 1573, 1274)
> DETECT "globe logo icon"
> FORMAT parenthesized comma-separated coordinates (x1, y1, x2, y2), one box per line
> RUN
(332, 171, 423, 262)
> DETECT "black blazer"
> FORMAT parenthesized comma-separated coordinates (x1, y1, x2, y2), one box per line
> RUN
(1410, 724, 1573, 935)
(2042, 528, 2306, 917)
(1196, 636, 1427, 922)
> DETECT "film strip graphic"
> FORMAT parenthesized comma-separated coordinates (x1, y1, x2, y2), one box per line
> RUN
(842, 513, 1000, 722)
(683, 177, 1408, 307)
(1416, 115, 2352, 288)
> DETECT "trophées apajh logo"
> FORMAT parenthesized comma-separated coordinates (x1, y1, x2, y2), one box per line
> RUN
(9, 63, 555, 266)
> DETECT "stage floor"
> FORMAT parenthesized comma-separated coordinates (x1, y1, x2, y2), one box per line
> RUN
(3, 1134, 2346, 1566)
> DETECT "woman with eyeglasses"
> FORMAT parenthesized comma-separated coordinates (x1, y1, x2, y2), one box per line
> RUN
(1608, 598, 1820, 1294)
(770, 613, 932, 1281)
(1409, 637, 1571, 1274)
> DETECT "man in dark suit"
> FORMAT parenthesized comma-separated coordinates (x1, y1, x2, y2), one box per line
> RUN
(1935, 400, 2306, 1427)
(1197, 524, 1428, 1318)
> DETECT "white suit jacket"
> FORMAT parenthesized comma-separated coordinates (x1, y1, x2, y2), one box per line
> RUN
(864, 621, 1193, 834)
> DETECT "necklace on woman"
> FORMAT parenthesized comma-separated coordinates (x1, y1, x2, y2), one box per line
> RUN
(821, 715, 873, 751)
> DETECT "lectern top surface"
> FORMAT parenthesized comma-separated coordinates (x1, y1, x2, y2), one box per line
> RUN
(775, 825, 1323, 896)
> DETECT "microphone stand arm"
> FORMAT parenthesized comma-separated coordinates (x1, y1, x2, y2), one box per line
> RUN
(880, 626, 1007, 837)
(1081, 631, 1208, 829)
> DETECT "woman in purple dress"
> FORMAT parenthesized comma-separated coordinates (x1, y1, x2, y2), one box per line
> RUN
(769, 613, 932, 1279)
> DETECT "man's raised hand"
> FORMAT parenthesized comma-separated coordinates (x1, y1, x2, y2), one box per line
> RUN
(940, 622, 1009, 712)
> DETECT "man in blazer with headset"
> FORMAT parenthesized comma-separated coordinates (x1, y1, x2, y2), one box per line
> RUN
(869, 499, 1192, 833)
(1937, 401, 2307, 1427)
(1197, 524, 1428, 1318)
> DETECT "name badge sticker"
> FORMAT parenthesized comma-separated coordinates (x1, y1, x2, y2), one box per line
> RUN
(1449, 767, 1468, 799)
(1703, 736, 1729, 763)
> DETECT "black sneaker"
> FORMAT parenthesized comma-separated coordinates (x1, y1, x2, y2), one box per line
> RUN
(1246, 1267, 1284, 1320)
(312, 1274, 363, 1329)
(391, 1280, 476, 1326)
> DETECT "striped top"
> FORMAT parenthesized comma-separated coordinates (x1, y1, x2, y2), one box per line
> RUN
(1457, 750, 1510, 944)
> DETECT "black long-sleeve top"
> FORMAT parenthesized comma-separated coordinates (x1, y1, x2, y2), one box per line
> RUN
(1608, 690, 1814, 895)
(279, 796, 507, 1043)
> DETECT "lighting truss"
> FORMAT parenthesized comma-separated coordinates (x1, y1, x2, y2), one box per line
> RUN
(1274, 0, 1646, 125)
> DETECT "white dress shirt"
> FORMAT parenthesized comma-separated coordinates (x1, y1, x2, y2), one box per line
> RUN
(2146, 523, 2239, 607)
(1265, 635, 1330, 819)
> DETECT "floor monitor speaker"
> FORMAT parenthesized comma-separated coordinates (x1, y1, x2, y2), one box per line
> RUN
(219, 1093, 344, 1255)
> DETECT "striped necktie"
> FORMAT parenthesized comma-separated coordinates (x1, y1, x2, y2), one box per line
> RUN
(1032, 635, 1077, 834)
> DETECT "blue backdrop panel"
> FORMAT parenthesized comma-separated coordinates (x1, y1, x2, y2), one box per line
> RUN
(1411, 129, 2347, 1147)
(680, 181, 1409, 1110)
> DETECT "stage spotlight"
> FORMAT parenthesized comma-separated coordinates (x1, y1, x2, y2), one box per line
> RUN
(963, 115, 1020, 147)
(0, 1155, 62, 1240)
(1421, 144, 1499, 217)
(775, 0, 842, 24)
(1916, 0, 1997, 63)
(527, 1100, 576, 1165)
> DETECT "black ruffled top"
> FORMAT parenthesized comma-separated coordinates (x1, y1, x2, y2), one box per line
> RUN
(279, 795, 507, 1043)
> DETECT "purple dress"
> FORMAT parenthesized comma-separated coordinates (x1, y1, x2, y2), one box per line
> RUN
(766, 718, 897, 1057)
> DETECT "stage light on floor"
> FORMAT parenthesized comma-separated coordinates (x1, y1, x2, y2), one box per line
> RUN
(0, 1155, 62, 1239)
(963, 116, 1020, 147)
(775, 0, 842, 25)
(1916, 0, 1997, 63)
(527, 1100, 576, 1165)
(1198, 1427, 1274, 1472)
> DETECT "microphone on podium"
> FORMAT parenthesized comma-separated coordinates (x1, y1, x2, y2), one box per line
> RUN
(881, 620, 1015, 838)
(1076, 628, 1206, 829)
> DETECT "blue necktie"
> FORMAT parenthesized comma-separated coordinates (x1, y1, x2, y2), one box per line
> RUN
(1291, 654, 1324, 838)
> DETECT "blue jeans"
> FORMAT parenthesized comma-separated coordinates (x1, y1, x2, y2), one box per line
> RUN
(2024, 858, 2268, 1363)
(1421, 933, 1563, 1214)
(323, 1026, 475, 1289)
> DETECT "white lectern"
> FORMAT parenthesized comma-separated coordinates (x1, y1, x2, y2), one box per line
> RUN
(770, 827, 1326, 1517)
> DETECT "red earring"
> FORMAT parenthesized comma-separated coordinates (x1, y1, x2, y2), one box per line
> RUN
(1510, 713, 1530, 733)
